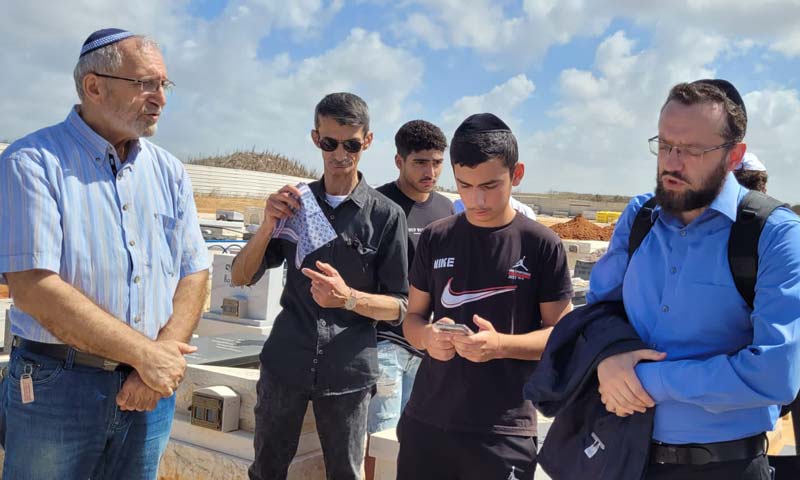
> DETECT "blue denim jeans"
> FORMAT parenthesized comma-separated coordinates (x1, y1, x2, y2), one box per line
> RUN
(367, 340, 421, 434)
(0, 346, 175, 479)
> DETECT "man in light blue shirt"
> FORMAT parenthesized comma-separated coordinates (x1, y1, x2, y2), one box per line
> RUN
(0, 29, 209, 479)
(589, 80, 800, 479)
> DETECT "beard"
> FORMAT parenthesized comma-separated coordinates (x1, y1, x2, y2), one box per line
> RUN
(655, 158, 728, 215)
(105, 97, 159, 139)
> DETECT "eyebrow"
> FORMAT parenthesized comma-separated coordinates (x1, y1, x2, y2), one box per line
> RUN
(411, 157, 443, 162)
(455, 177, 503, 187)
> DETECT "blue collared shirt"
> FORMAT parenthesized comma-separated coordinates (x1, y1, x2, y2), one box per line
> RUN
(0, 107, 209, 343)
(588, 173, 800, 444)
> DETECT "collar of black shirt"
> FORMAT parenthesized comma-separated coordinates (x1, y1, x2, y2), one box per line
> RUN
(310, 172, 370, 209)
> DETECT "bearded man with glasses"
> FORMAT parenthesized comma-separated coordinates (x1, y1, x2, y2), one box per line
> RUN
(231, 92, 408, 480)
(587, 79, 800, 479)
(0, 29, 209, 479)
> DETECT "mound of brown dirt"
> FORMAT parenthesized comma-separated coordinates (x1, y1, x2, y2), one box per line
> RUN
(550, 214, 614, 241)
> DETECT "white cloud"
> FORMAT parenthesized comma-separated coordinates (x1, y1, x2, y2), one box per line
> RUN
(400, 13, 449, 50)
(0, 3, 423, 186)
(2, 1, 799, 202)
(393, 1, 800, 68)
(435, 75, 535, 188)
(515, 26, 800, 203)
(441, 74, 536, 133)
(744, 89, 800, 177)
(517, 28, 726, 196)
(770, 30, 800, 57)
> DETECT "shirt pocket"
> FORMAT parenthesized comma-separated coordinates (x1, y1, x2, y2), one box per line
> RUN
(336, 232, 378, 291)
(154, 213, 183, 277)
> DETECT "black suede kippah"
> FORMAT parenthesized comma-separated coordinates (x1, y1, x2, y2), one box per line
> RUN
(692, 78, 747, 120)
(453, 113, 511, 137)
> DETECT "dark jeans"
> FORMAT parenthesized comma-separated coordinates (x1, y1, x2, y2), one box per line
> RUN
(249, 368, 373, 480)
(645, 455, 772, 480)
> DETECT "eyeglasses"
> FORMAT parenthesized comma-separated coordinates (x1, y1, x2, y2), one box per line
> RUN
(648, 135, 734, 160)
(93, 72, 175, 95)
(314, 133, 364, 153)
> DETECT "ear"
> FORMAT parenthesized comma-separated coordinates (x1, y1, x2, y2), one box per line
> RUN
(511, 163, 525, 187)
(362, 131, 374, 151)
(310, 129, 320, 147)
(395, 153, 404, 170)
(727, 143, 746, 172)
(82, 73, 104, 105)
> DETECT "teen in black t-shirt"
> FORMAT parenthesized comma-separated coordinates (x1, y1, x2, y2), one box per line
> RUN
(398, 113, 573, 480)
(365, 120, 454, 480)
(375, 180, 454, 355)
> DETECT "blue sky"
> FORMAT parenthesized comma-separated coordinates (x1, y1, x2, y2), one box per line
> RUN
(2, 1, 799, 201)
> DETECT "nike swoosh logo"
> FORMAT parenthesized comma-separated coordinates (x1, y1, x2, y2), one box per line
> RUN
(440, 278, 517, 309)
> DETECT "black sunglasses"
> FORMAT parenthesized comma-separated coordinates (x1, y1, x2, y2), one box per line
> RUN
(315, 134, 363, 153)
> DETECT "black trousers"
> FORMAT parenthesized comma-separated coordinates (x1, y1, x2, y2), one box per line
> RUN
(396, 413, 538, 480)
(645, 455, 772, 480)
(248, 368, 373, 480)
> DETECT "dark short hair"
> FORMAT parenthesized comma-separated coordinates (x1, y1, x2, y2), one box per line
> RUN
(450, 130, 518, 172)
(734, 169, 768, 193)
(314, 92, 370, 132)
(394, 120, 447, 158)
(662, 81, 747, 143)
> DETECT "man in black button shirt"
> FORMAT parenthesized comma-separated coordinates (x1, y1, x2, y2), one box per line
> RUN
(397, 113, 573, 480)
(366, 120, 453, 478)
(231, 92, 409, 480)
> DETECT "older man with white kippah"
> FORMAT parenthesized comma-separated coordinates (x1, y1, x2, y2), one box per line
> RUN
(0, 28, 209, 479)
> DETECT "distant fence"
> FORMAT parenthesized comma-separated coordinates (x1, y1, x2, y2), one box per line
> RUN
(186, 163, 462, 201)
(186, 164, 312, 198)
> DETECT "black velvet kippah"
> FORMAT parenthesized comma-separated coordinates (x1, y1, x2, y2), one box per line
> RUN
(453, 113, 511, 137)
(692, 78, 747, 120)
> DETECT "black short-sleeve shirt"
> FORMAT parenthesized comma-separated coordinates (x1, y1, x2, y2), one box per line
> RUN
(404, 212, 572, 436)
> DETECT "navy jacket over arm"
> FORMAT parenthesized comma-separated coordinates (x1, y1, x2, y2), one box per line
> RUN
(524, 301, 654, 480)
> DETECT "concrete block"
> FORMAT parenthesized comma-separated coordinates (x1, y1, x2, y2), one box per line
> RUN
(369, 428, 399, 480)
(176, 365, 317, 436)
(195, 315, 273, 337)
(209, 254, 283, 324)
(562, 240, 608, 270)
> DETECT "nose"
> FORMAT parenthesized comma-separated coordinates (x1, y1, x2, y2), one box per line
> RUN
(662, 145, 684, 171)
(474, 189, 486, 207)
(149, 85, 167, 107)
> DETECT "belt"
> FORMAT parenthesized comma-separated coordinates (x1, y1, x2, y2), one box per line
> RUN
(12, 337, 128, 372)
(650, 433, 767, 465)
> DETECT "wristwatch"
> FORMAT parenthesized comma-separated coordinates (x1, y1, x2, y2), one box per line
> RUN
(344, 290, 358, 311)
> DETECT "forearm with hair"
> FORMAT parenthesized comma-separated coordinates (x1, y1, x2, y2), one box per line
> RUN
(350, 289, 402, 321)
(6, 270, 151, 368)
(156, 270, 209, 342)
(230, 225, 273, 286)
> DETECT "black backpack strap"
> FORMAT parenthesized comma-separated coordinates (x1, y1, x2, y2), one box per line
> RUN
(728, 191, 788, 309)
(627, 197, 659, 260)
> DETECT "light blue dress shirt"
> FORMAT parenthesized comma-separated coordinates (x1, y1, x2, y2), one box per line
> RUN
(588, 173, 800, 444)
(0, 107, 209, 343)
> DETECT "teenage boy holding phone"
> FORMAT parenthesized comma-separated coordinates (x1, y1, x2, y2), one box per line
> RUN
(397, 113, 573, 480)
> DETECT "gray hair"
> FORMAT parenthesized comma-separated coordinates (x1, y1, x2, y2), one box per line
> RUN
(314, 92, 370, 132)
(73, 36, 160, 101)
